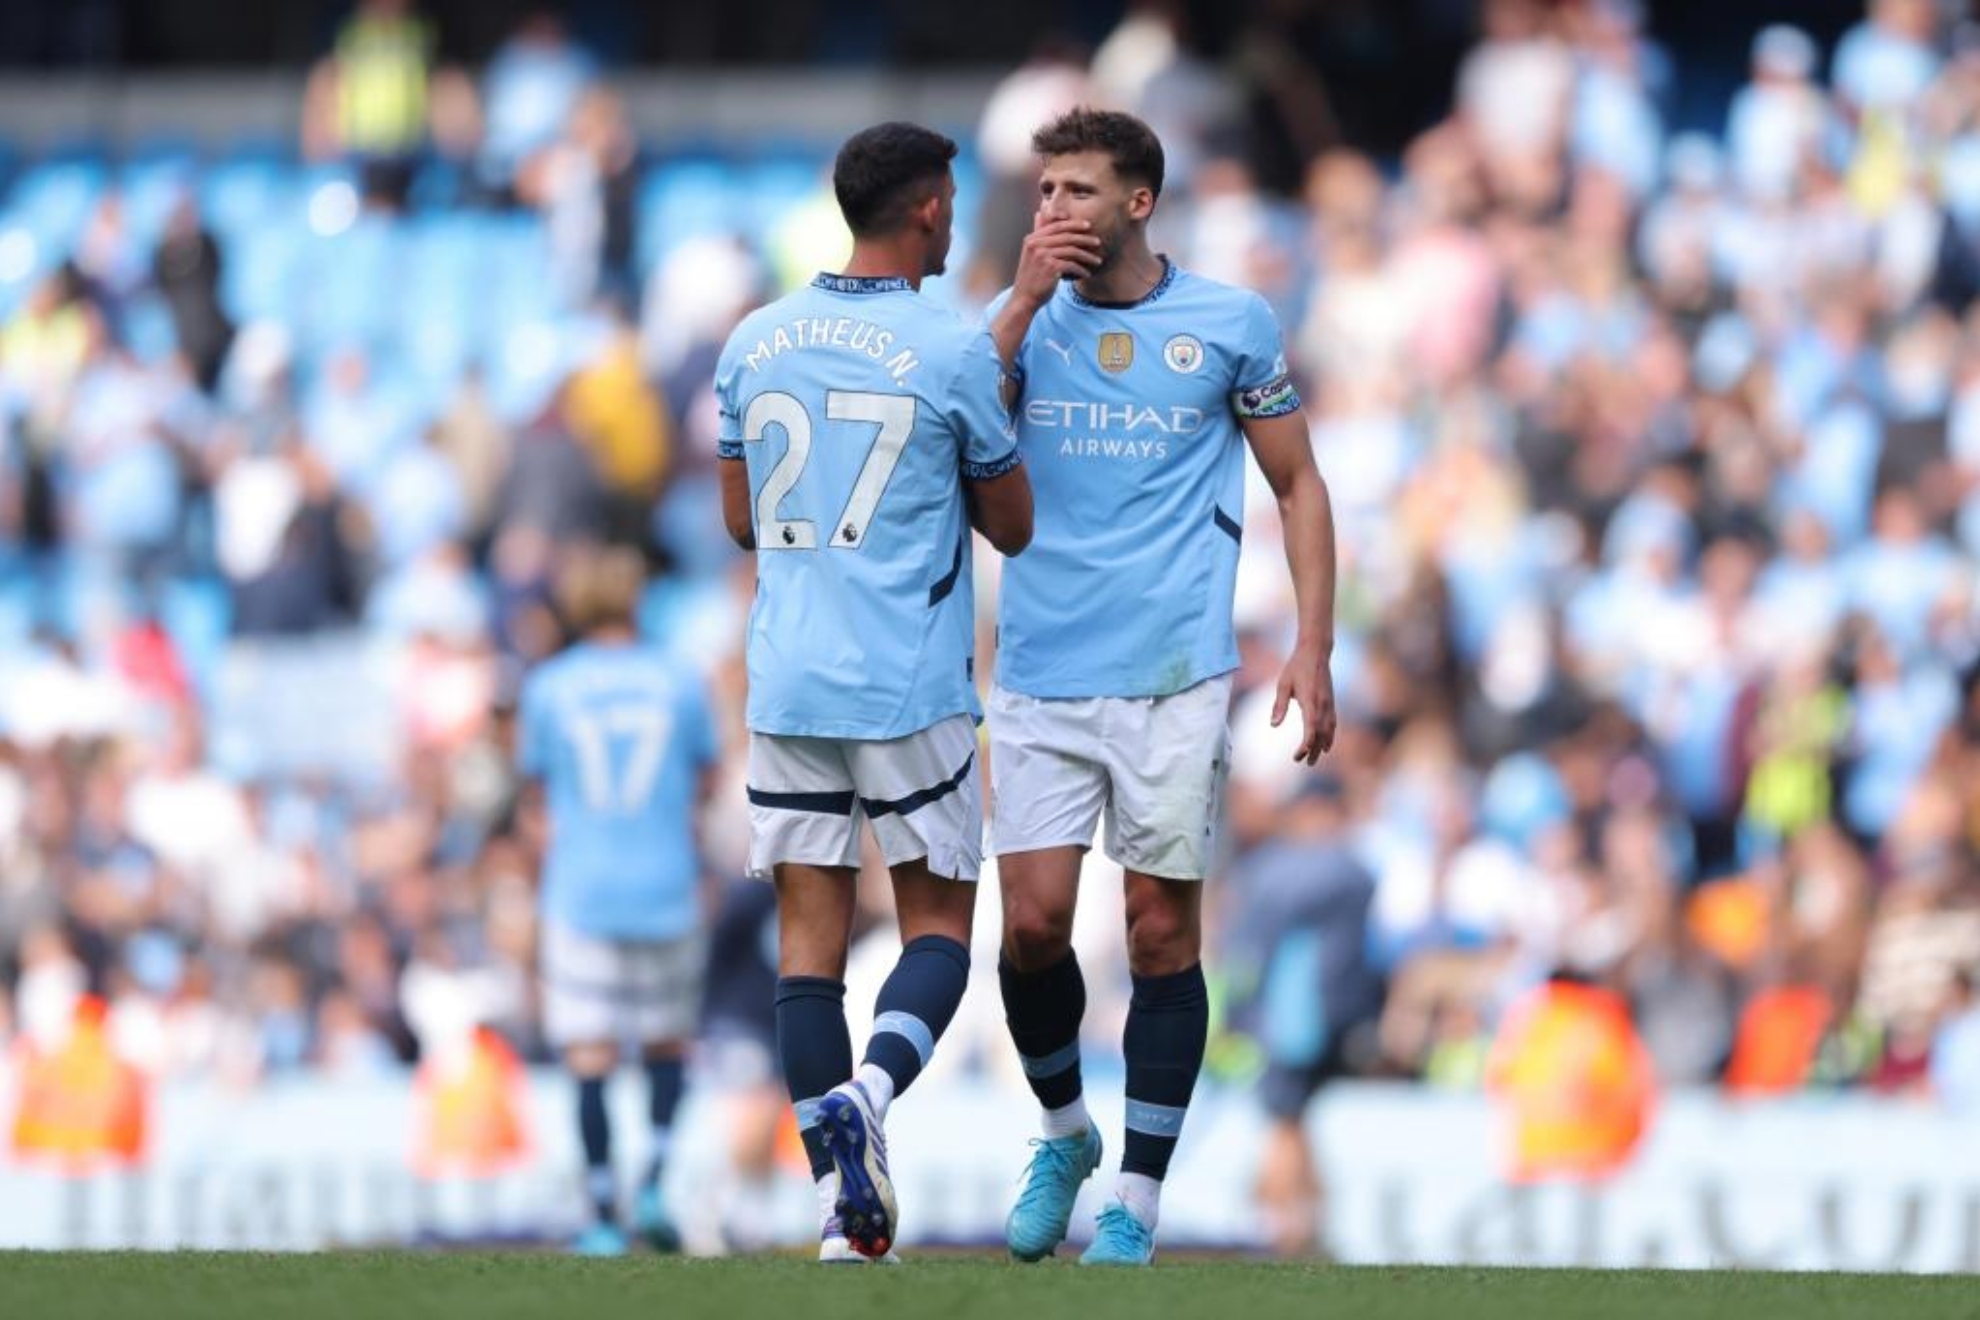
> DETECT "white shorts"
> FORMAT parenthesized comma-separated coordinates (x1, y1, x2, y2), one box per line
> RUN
(541, 921, 704, 1050)
(988, 674, 1234, 880)
(746, 714, 983, 882)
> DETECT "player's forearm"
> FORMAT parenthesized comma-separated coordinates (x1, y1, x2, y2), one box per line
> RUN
(719, 459, 756, 550)
(965, 466, 1034, 556)
(1277, 463, 1337, 657)
(989, 295, 1043, 409)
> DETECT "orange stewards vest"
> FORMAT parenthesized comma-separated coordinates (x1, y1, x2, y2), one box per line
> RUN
(411, 1026, 533, 1178)
(9, 996, 148, 1170)
(1487, 981, 1657, 1183)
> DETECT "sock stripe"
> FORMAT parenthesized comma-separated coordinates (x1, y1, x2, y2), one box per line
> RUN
(872, 1010, 936, 1067)
(1020, 1041, 1082, 1078)
(1124, 1099, 1188, 1138)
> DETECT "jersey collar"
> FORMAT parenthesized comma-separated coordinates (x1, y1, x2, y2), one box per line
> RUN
(1066, 256, 1178, 310)
(812, 273, 914, 295)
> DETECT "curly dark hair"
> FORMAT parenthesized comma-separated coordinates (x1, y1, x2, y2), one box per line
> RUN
(832, 121, 958, 237)
(1031, 106, 1166, 199)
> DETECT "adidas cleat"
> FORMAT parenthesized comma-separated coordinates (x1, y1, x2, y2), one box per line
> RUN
(816, 1081, 898, 1259)
(820, 1214, 902, 1264)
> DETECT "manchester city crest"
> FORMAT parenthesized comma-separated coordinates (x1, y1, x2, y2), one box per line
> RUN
(1098, 332, 1134, 373)
(1164, 334, 1204, 374)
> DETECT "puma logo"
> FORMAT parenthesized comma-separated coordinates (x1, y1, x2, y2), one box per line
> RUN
(1043, 338, 1075, 367)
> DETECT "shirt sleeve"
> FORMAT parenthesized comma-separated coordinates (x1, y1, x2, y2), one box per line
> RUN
(714, 334, 745, 461)
(947, 329, 1022, 481)
(1230, 293, 1303, 421)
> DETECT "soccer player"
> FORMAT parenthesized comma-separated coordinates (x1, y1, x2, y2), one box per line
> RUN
(714, 121, 1033, 1261)
(986, 107, 1340, 1267)
(516, 547, 720, 1256)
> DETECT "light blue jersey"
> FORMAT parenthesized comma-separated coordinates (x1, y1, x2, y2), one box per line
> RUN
(992, 261, 1300, 698)
(518, 641, 718, 940)
(716, 273, 1020, 739)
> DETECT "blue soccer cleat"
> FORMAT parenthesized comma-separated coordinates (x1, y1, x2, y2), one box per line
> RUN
(816, 1081, 898, 1259)
(634, 1185, 681, 1253)
(1006, 1128, 1104, 1261)
(573, 1222, 630, 1257)
(1079, 1201, 1156, 1267)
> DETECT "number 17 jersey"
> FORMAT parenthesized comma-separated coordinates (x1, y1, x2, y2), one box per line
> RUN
(715, 274, 1020, 740)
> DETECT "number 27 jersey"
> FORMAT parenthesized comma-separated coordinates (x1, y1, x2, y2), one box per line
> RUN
(715, 274, 1020, 740)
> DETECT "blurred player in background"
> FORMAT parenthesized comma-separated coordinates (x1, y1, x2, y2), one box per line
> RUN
(1221, 770, 1383, 1257)
(692, 874, 792, 1253)
(516, 547, 721, 1255)
(987, 107, 1339, 1267)
(714, 121, 1033, 1261)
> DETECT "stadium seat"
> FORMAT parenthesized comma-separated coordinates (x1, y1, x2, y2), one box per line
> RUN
(8, 157, 107, 251)
(158, 575, 232, 699)
(222, 223, 307, 325)
(637, 159, 741, 274)
(199, 153, 293, 246)
(118, 142, 202, 249)
(301, 214, 405, 353)
(742, 158, 824, 245)
(475, 215, 558, 345)
(120, 292, 181, 363)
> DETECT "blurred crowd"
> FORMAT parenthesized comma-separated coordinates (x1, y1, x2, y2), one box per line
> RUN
(5, 0, 1980, 1134)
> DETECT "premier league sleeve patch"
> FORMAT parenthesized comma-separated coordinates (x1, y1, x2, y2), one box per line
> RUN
(1232, 372, 1302, 419)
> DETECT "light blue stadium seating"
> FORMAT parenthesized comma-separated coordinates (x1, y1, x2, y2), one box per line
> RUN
(200, 152, 293, 245)
(0, 132, 976, 419)
(10, 156, 106, 250)
(636, 158, 737, 274)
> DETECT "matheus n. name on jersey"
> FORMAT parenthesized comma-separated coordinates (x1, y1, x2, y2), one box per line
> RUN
(991, 260, 1301, 700)
(716, 274, 1019, 739)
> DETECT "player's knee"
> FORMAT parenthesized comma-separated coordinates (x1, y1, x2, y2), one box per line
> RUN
(777, 925, 850, 980)
(1002, 903, 1074, 970)
(564, 1042, 618, 1079)
(1124, 897, 1200, 975)
(641, 1038, 688, 1064)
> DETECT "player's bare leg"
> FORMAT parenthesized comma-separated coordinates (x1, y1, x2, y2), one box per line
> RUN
(890, 854, 977, 946)
(775, 863, 859, 981)
(715, 1075, 789, 1251)
(1122, 872, 1202, 975)
(1000, 846, 1083, 972)
(1256, 1116, 1323, 1258)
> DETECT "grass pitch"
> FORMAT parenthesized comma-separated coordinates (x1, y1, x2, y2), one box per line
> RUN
(3, 1251, 1973, 1320)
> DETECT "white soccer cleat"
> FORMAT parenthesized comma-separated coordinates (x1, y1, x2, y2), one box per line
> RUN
(821, 1210, 901, 1264)
(816, 1080, 898, 1259)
